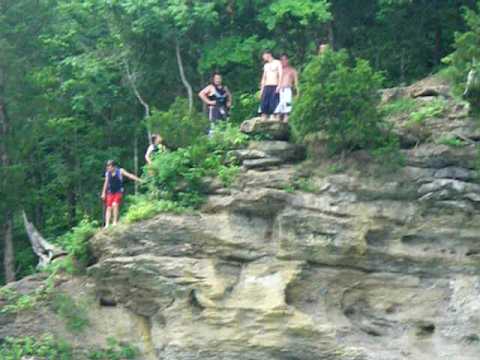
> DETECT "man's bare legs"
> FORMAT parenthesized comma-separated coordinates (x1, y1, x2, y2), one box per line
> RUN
(105, 207, 112, 228)
(112, 203, 120, 225)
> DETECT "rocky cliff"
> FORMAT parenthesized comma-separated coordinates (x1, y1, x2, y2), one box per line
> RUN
(2, 77, 480, 360)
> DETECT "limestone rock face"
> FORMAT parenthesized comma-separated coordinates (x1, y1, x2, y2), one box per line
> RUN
(3, 78, 480, 360)
(86, 135, 480, 359)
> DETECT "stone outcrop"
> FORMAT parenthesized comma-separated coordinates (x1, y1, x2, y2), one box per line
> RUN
(240, 117, 290, 140)
(2, 78, 480, 360)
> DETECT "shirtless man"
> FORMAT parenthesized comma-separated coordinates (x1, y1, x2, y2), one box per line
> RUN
(260, 50, 283, 121)
(275, 54, 299, 123)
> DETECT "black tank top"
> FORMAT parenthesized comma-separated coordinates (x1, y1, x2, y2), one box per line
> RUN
(208, 85, 228, 107)
(107, 169, 123, 193)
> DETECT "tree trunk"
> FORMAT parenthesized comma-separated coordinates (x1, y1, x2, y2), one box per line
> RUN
(23, 212, 66, 269)
(134, 134, 139, 195)
(0, 66, 15, 283)
(3, 215, 15, 283)
(124, 59, 152, 144)
(175, 39, 193, 112)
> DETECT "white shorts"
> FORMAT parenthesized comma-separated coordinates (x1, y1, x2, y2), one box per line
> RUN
(275, 87, 293, 114)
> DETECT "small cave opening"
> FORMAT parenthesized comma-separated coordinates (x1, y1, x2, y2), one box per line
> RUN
(415, 322, 435, 337)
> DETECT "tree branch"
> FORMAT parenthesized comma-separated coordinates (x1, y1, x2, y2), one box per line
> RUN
(22, 211, 67, 269)
(175, 39, 193, 112)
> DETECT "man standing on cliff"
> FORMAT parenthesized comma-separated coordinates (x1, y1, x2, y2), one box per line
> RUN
(260, 50, 283, 121)
(275, 54, 299, 123)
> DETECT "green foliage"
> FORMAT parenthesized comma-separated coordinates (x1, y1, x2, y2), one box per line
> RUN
(381, 98, 418, 117)
(260, 0, 331, 30)
(147, 98, 210, 149)
(229, 93, 259, 125)
(0, 335, 72, 360)
(291, 50, 385, 153)
(145, 123, 247, 208)
(88, 338, 138, 360)
(124, 196, 187, 224)
(0, 287, 37, 314)
(443, 2, 480, 97)
(53, 219, 99, 273)
(371, 136, 406, 173)
(51, 292, 90, 333)
(437, 136, 466, 147)
(407, 99, 447, 126)
(286, 177, 318, 193)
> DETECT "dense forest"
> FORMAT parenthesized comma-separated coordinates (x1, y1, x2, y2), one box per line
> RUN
(1, 0, 479, 285)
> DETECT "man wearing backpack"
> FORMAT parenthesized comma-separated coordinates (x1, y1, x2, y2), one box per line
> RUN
(101, 160, 142, 228)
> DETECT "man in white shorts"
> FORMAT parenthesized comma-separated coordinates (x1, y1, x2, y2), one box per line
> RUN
(275, 54, 299, 123)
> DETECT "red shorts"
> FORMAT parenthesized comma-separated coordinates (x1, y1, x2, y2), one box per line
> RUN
(105, 192, 123, 208)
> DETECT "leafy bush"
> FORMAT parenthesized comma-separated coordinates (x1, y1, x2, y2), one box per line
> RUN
(371, 135, 406, 173)
(123, 196, 187, 224)
(144, 123, 247, 208)
(229, 92, 259, 124)
(147, 98, 210, 149)
(52, 218, 99, 273)
(88, 338, 138, 360)
(443, 2, 480, 103)
(51, 292, 90, 333)
(291, 49, 385, 153)
(407, 99, 446, 126)
(0, 335, 72, 360)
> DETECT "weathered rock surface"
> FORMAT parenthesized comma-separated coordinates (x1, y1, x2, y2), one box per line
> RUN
(3, 78, 480, 360)
(240, 117, 290, 140)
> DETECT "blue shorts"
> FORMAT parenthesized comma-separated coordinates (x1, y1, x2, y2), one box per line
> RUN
(261, 86, 280, 115)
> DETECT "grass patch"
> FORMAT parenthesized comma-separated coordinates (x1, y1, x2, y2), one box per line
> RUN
(0, 287, 44, 315)
(88, 338, 139, 360)
(51, 292, 90, 333)
(406, 98, 447, 127)
(0, 335, 72, 360)
(123, 197, 187, 224)
(437, 136, 466, 147)
(381, 98, 417, 116)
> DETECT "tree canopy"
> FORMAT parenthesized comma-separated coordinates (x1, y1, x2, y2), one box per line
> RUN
(1, 0, 479, 284)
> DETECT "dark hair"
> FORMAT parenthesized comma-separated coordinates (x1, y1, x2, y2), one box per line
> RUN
(280, 53, 289, 59)
(262, 49, 273, 56)
(151, 134, 162, 143)
(106, 160, 116, 167)
(211, 72, 222, 84)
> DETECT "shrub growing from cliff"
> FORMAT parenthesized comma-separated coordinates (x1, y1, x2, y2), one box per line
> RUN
(124, 123, 248, 219)
(147, 98, 210, 149)
(291, 50, 386, 153)
(443, 2, 480, 104)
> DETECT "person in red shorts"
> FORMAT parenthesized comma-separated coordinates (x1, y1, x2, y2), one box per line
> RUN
(101, 160, 142, 228)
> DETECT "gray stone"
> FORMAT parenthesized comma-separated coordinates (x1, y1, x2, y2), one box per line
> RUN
(240, 117, 290, 140)
(242, 157, 283, 169)
(248, 141, 306, 162)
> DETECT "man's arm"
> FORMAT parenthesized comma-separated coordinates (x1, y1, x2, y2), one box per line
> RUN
(199, 85, 215, 106)
(101, 176, 108, 199)
(225, 87, 233, 108)
(260, 70, 266, 95)
(121, 169, 142, 182)
(277, 62, 283, 92)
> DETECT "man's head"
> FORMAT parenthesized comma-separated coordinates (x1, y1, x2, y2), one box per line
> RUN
(106, 160, 117, 172)
(280, 54, 290, 67)
(211, 72, 223, 86)
(152, 134, 163, 145)
(262, 50, 273, 63)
